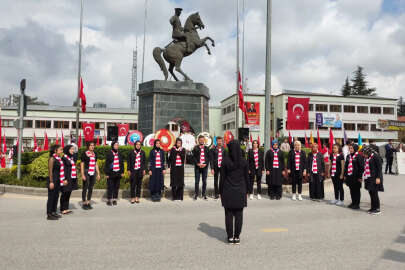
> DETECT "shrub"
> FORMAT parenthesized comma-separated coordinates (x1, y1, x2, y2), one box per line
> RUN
(30, 153, 50, 180)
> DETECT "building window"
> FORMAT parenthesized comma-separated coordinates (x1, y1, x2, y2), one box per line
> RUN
(309, 104, 314, 111)
(226, 106, 231, 114)
(222, 124, 227, 130)
(129, 123, 137, 130)
(329, 105, 342, 112)
(222, 108, 226, 115)
(383, 107, 394, 115)
(309, 122, 314, 130)
(35, 120, 51, 129)
(370, 107, 381, 114)
(370, 124, 381, 131)
(318, 126, 328, 130)
(316, 104, 328, 112)
(357, 106, 368, 114)
(231, 105, 235, 112)
(1, 119, 14, 127)
(230, 122, 235, 129)
(72, 122, 83, 129)
(24, 120, 33, 128)
(344, 105, 355, 113)
(54, 121, 69, 129)
(357, 123, 369, 131)
(344, 123, 356, 131)
(95, 122, 106, 129)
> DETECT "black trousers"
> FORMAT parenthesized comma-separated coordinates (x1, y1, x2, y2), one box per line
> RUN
(82, 174, 96, 202)
(385, 156, 393, 173)
(60, 191, 71, 211)
(309, 174, 323, 199)
(224, 208, 243, 238)
(249, 168, 262, 194)
(47, 183, 60, 214)
(213, 168, 221, 197)
(107, 174, 121, 200)
(349, 184, 361, 206)
(172, 186, 184, 200)
(331, 175, 344, 201)
(291, 170, 302, 194)
(269, 184, 282, 198)
(130, 170, 143, 198)
(369, 190, 380, 210)
(194, 166, 208, 196)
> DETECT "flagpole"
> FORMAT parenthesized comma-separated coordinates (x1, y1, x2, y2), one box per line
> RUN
(241, 0, 246, 129)
(264, 0, 272, 152)
(235, 0, 240, 140)
(141, 0, 148, 83)
(75, 0, 84, 144)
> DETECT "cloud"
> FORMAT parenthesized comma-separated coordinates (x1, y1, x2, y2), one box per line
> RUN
(0, 0, 404, 108)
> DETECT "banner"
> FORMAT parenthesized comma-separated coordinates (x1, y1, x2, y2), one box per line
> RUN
(117, 124, 129, 137)
(244, 102, 260, 131)
(287, 97, 310, 130)
(82, 122, 95, 142)
(377, 119, 405, 131)
(316, 113, 342, 128)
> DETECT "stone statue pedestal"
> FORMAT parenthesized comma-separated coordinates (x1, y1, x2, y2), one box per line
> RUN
(137, 80, 210, 136)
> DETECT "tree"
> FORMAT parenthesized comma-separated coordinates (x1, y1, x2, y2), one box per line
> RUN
(341, 76, 351, 96)
(350, 66, 376, 96)
(399, 96, 405, 116)
(26, 96, 49, 105)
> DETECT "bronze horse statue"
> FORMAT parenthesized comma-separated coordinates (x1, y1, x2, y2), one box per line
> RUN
(153, 13, 215, 81)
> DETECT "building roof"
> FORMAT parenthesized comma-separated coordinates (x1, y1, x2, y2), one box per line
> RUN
(278, 89, 397, 101)
(1, 104, 137, 114)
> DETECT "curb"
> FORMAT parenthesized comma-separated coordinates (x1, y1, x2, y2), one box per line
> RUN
(0, 180, 333, 199)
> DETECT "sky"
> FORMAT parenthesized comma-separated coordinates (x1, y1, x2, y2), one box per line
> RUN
(0, 0, 404, 108)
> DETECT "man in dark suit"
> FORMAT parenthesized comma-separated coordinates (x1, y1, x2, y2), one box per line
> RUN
(385, 139, 396, 174)
(192, 135, 210, 200)
(210, 136, 226, 199)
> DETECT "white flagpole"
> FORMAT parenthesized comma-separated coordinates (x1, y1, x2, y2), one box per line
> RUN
(142, 0, 148, 83)
(235, 0, 240, 139)
(75, 0, 84, 144)
(264, 0, 272, 152)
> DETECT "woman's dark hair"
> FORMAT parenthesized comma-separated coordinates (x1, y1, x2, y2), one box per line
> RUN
(111, 140, 118, 148)
(333, 143, 342, 153)
(134, 140, 141, 149)
(153, 139, 161, 149)
(252, 140, 259, 147)
(63, 145, 73, 155)
(86, 141, 95, 149)
(198, 135, 205, 140)
(175, 138, 182, 145)
(49, 144, 61, 157)
(227, 140, 242, 169)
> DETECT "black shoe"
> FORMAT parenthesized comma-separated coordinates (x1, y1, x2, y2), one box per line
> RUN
(367, 208, 374, 213)
(203, 196, 208, 200)
(351, 205, 360, 210)
(270, 196, 275, 200)
(227, 238, 234, 244)
(107, 201, 112, 206)
(347, 204, 354, 209)
(276, 196, 281, 200)
(233, 238, 240, 245)
(51, 213, 62, 218)
(372, 209, 381, 215)
(113, 201, 117, 206)
(87, 204, 93, 210)
(193, 195, 198, 201)
(47, 214, 58, 220)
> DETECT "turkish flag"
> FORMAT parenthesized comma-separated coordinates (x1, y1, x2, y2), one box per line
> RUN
(78, 132, 82, 148)
(44, 132, 49, 151)
(117, 124, 129, 137)
(287, 97, 310, 130)
(82, 122, 95, 142)
(329, 129, 334, 153)
(80, 78, 86, 113)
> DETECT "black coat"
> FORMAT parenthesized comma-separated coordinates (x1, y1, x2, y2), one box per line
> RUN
(306, 152, 325, 179)
(287, 150, 306, 177)
(209, 146, 226, 170)
(344, 153, 364, 187)
(385, 144, 396, 158)
(247, 149, 264, 171)
(104, 151, 124, 176)
(127, 149, 146, 173)
(192, 145, 210, 167)
(329, 153, 344, 178)
(219, 144, 249, 209)
(265, 149, 285, 185)
(168, 147, 186, 187)
(62, 155, 78, 191)
(364, 154, 384, 192)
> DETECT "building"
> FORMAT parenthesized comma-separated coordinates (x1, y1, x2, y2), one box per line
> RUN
(1, 105, 137, 149)
(219, 90, 398, 143)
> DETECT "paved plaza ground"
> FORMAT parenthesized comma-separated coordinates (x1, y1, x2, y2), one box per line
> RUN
(0, 174, 404, 270)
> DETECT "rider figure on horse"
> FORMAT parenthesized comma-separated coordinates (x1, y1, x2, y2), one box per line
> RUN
(170, 8, 192, 54)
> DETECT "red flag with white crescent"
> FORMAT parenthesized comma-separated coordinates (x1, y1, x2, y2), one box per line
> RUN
(287, 97, 310, 130)
(80, 77, 87, 113)
(44, 132, 49, 151)
(82, 122, 95, 142)
(238, 71, 248, 121)
(78, 132, 82, 148)
(117, 124, 129, 137)
(1, 132, 5, 168)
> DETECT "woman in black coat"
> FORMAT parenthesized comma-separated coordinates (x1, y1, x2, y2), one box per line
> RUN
(329, 144, 345, 206)
(344, 144, 364, 210)
(168, 138, 186, 201)
(265, 140, 285, 200)
(127, 141, 146, 204)
(219, 140, 249, 245)
(362, 146, 384, 215)
(104, 141, 124, 206)
(60, 145, 78, 215)
(306, 144, 325, 201)
(149, 139, 166, 202)
(47, 144, 64, 220)
(247, 140, 264, 200)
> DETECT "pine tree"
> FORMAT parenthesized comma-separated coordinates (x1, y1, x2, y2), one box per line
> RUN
(341, 76, 351, 96)
(350, 66, 376, 96)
